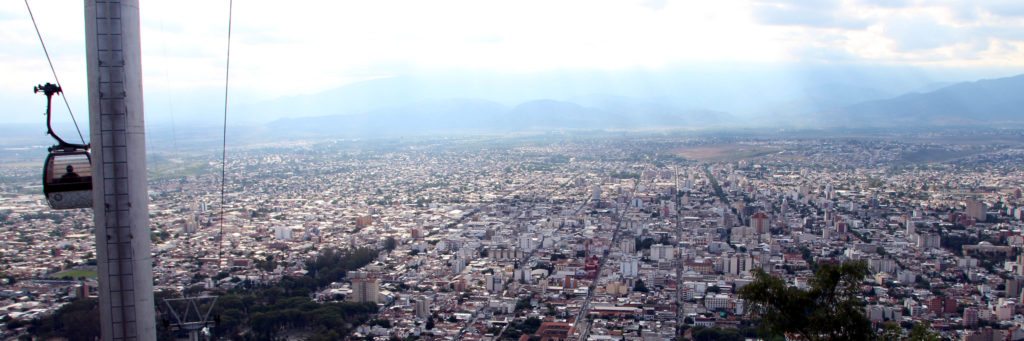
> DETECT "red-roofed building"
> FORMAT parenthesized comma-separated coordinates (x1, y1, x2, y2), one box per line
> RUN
(533, 321, 575, 341)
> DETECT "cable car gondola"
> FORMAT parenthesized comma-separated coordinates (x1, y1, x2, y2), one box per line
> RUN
(36, 83, 92, 210)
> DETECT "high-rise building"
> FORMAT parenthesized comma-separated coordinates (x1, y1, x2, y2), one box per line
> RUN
(725, 253, 749, 275)
(1007, 276, 1023, 299)
(274, 225, 293, 241)
(514, 268, 532, 284)
(1017, 254, 1024, 276)
(750, 212, 769, 234)
(451, 257, 466, 274)
(903, 215, 914, 235)
(966, 198, 986, 221)
(519, 233, 536, 251)
(917, 233, 941, 249)
(620, 238, 636, 254)
(489, 246, 516, 261)
(650, 244, 675, 262)
(73, 282, 91, 299)
(355, 216, 374, 229)
(621, 256, 639, 278)
(414, 296, 432, 319)
(484, 273, 504, 293)
(349, 271, 380, 303)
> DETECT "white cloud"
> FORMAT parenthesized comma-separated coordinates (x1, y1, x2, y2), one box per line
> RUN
(1, 0, 1023, 124)
(752, 0, 870, 29)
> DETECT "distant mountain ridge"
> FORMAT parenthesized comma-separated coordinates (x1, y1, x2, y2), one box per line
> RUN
(262, 73, 1024, 136)
(268, 97, 734, 137)
(240, 66, 964, 126)
(4, 71, 1021, 145)
(823, 74, 1024, 126)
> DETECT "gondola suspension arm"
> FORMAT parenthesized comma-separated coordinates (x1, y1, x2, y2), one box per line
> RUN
(35, 82, 88, 151)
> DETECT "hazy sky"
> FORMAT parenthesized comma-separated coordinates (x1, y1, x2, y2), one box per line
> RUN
(2, 0, 1024, 125)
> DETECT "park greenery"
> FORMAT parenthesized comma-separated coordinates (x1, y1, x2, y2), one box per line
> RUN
(739, 261, 873, 340)
(26, 246, 380, 340)
(739, 260, 940, 341)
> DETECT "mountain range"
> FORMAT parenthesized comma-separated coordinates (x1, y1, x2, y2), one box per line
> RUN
(258, 73, 1024, 137)
(822, 74, 1024, 127)
(3, 71, 1022, 147)
(267, 97, 735, 137)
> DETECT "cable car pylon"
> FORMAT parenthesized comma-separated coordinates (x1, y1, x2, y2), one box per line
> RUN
(84, 0, 157, 339)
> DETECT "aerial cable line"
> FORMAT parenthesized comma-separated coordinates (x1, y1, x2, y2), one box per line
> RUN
(25, 0, 86, 146)
(218, 0, 234, 262)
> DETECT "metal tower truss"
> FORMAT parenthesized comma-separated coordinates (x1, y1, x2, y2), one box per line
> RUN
(163, 296, 218, 341)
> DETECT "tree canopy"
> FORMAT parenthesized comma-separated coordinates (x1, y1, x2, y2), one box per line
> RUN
(32, 247, 381, 340)
(738, 261, 872, 341)
(305, 247, 379, 288)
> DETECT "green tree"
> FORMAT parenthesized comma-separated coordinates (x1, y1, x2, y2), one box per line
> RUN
(255, 254, 277, 272)
(27, 298, 100, 341)
(425, 315, 435, 330)
(384, 236, 398, 251)
(907, 322, 939, 341)
(878, 321, 902, 341)
(739, 261, 871, 341)
(305, 247, 379, 287)
(519, 317, 542, 335)
(515, 296, 532, 311)
(370, 319, 392, 328)
(633, 278, 649, 293)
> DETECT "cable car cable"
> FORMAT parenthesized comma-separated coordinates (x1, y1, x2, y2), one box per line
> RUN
(24, 0, 86, 146)
(218, 0, 234, 262)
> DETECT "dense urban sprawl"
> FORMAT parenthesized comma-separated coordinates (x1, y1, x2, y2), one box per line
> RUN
(2, 131, 1024, 340)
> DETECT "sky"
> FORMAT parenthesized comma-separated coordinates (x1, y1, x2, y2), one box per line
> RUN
(2, 0, 1024, 126)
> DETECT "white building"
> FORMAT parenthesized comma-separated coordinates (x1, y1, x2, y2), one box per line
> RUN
(704, 294, 731, 311)
(484, 273, 504, 293)
(274, 225, 293, 241)
(650, 244, 675, 262)
(621, 256, 639, 278)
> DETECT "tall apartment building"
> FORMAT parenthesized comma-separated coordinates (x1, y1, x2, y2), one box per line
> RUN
(349, 271, 380, 303)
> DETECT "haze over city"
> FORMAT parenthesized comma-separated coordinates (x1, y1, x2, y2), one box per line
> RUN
(3, 0, 1024, 128)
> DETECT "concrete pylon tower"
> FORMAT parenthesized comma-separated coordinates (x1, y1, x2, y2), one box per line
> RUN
(85, 0, 157, 339)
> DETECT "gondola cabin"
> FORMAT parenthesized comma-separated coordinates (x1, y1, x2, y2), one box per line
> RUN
(43, 150, 93, 209)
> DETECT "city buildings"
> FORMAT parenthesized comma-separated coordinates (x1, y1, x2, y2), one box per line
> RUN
(2, 131, 1024, 339)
